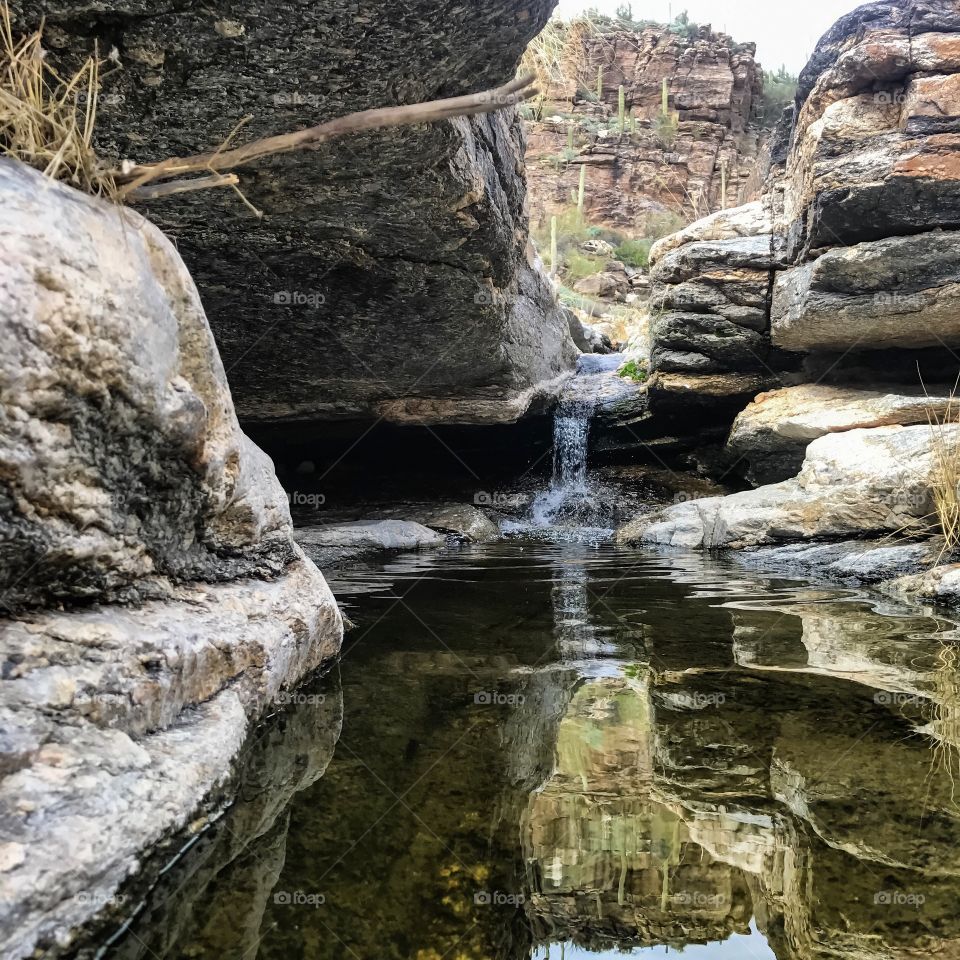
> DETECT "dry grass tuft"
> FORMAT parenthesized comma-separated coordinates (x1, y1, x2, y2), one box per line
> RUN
(925, 382, 960, 560)
(0, 3, 117, 197)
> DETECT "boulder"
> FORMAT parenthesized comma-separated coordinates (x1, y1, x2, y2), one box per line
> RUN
(728, 384, 955, 484)
(10, 0, 577, 426)
(573, 272, 628, 300)
(0, 160, 302, 610)
(0, 162, 343, 957)
(649, 201, 771, 264)
(618, 424, 950, 549)
(296, 520, 445, 567)
(771, 232, 960, 351)
(783, 1, 960, 255)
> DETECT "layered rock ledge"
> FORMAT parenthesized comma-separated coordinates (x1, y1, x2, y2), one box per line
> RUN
(0, 160, 343, 958)
(624, 0, 960, 566)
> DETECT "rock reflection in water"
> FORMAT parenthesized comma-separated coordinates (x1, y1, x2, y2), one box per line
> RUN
(79, 543, 960, 960)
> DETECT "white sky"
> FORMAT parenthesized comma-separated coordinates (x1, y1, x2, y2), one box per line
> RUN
(552, 0, 865, 74)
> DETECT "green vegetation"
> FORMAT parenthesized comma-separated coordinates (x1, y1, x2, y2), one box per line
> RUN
(760, 65, 798, 128)
(618, 358, 648, 383)
(614, 238, 651, 268)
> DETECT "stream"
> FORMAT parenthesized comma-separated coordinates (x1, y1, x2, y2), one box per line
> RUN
(83, 540, 960, 960)
(75, 382, 960, 960)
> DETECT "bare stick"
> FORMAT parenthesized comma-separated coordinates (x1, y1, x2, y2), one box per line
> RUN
(114, 74, 538, 193)
(125, 172, 239, 201)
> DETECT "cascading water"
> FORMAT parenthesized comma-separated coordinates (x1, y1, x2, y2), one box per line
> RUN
(528, 353, 623, 532)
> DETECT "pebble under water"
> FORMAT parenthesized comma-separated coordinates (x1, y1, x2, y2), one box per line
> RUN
(81, 539, 960, 960)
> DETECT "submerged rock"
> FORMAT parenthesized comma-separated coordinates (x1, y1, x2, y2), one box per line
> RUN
(296, 520, 446, 567)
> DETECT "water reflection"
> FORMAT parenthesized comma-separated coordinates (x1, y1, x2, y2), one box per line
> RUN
(83, 543, 960, 960)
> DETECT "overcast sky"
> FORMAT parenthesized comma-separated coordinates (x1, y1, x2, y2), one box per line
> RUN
(552, 0, 865, 73)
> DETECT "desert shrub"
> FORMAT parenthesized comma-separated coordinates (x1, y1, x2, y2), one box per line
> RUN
(615, 238, 651, 269)
(646, 211, 686, 240)
(654, 111, 679, 148)
(564, 250, 604, 282)
(761, 65, 798, 128)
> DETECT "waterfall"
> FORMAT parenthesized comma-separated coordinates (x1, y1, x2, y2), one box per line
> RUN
(529, 354, 621, 531)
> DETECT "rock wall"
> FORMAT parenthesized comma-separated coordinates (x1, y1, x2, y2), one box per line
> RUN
(640, 0, 960, 442)
(9, 0, 576, 426)
(0, 160, 343, 959)
(525, 25, 764, 234)
(627, 0, 960, 553)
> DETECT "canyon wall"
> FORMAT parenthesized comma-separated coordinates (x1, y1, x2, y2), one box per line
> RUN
(524, 24, 765, 235)
(625, 0, 960, 556)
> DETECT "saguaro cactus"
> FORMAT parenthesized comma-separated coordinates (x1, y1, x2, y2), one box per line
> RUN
(550, 215, 558, 277)
(577, 164, 587, 215)
(618, 85, 626, 133)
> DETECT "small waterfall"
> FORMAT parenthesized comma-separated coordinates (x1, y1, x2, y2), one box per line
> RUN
(529, 354, 622, 532)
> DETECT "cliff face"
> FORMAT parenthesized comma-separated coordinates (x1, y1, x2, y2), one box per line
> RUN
(624, 0, 960, 553)
(9, 0, 576, 426)
(524, 25, 765, 235)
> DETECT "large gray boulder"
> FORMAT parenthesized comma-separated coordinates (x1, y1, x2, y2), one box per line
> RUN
(0, 159, 296, 610)
(0, 161, 343, 958)
(9, 0, 576, 426)
(727, 384, 955, 484)
(771, 232, 960, 352)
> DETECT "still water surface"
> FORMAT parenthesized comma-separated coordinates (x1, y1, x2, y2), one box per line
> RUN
(90, 540, 960, 959)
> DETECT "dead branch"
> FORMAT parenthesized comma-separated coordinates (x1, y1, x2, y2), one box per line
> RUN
(124, 172, 240, 200)
(116, 73, 538, 201)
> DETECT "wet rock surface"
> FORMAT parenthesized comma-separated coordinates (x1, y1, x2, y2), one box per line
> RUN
(9, 0, 577, 426)
(619, 424, 953, 549)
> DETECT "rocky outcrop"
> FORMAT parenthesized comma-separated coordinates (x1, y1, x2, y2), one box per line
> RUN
(525, 25, 764, 233)
(643, 0, 960, 436)
(619, 424, 949, 549)
(644, 201, 788, 432)
(10, 0, 576, 426)
(728, 384, 954, 484)
(0, 161, 343, 958)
